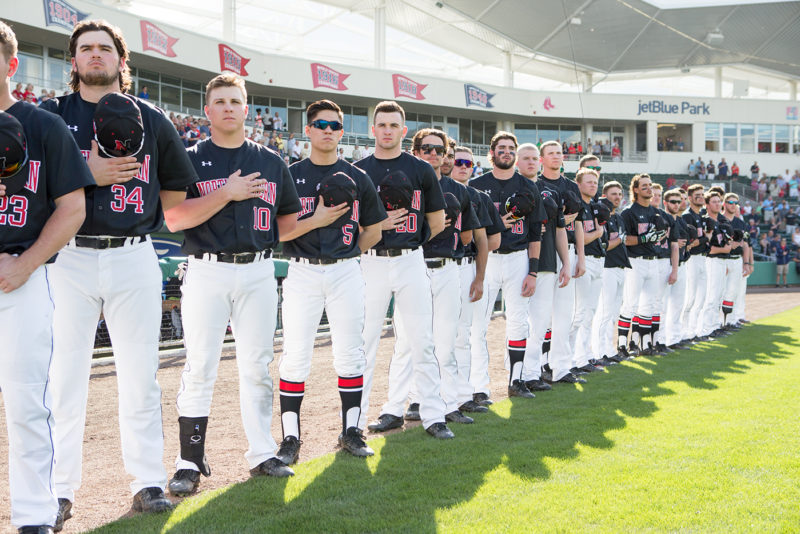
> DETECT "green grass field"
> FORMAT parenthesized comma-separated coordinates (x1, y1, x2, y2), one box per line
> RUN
(95, 308, 800, 533)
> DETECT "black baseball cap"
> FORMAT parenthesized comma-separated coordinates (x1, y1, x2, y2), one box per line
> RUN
(0, 110, 29, 196)
(93, 92, 144, 158)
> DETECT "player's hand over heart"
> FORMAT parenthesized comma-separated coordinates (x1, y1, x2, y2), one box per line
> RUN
(563, 212, 578, 225)
(87, 140, 141, 187)
(223, 170, 265, 201)
(0, 253, 33, 293)
(312, 195, 350, 227)
(382, 208, 408, 230)
(0, 183, 6, 197)
(501, 212, 516, 230)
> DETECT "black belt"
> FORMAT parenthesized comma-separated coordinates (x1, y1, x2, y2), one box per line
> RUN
(289, 256, 348, 265)
(590, 254, 604, 259)
(74, 235, 146, 249)
(730, 255, 742, 259)
(425, 258, 470, 269)
(635, 255, 657, 260)
(373, 246, 418, 257)
(461, 256, 474, 264)
(493, 249, 523, 255)
(193, 250, 272, 264)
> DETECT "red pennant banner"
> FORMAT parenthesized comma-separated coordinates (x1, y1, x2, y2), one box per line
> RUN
(392, 74, 427, 100)
(311, 63, 350, 91)
(218, 44, 250, 77)
(140, 21, 178, 57)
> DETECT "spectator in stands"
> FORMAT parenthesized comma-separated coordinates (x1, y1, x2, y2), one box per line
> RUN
(252, 128, 264, 144)
(351, 144, 365, 161)
(300, 142, 310, 160)
(39, 88, 50, 102)
(48, 89, 56, 100)
(290, 140, 302, 164)
(772, 237, 791, 287)
(757, 177, 768, 201)
(602, 139, 611, 155)
(748, 218, 759, 245)
(698, 158, 706, 180)
(171, 305, 182, 339)
(718, 158, 728, 178)
(255, 108, 264, 128)
(769, 178, 781, 199)
(792, 226, 800, 248)
(338, 147, 345, 160)
(273, 111, 283, 130)
(666, 176, 676, 189)
(751, 161, 760, 180)
(199, 119, 210, 137)
(759, 233, 771, 255)
(264, 108, 273, 131)
(762, 196, 775, 223)
(138, 85, 150, 99)
(283, 155, 291, 166)
(286, 132, 297, 158)
(611, 143, 621, 161)
(275, 132, 285, 156)
(688, 159, 696, 177)
(706, 160, 715, 180)
(592, 140, 601, 154)
(474, 160, 484, 176)
(790, 173, 800, 201)
(23, 83, 36, 103)
(11, 81, 23, 99)
(676, 137, 685, 151)
(731, 162, 740, 177)
(267, 134, 278, 153)
(742, 200, 753, 217)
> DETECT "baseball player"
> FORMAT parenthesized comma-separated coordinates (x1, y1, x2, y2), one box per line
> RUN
(517, 143, 572, 390)
(470, 131, 545, 399)
(451, 146, 505, 408)
(591, 181, 631, 363)
(616, 174, 667, 357)
(721, 192, 749, 329)
(165, 73, 301, 496)
(648, 184, 678, 354)
(724, 195, 752, 325)
(535, 141, 586, 383)
(382, 128, 481, 424)
(440, 138, 456, 177)
(662, 188, 691, 349)
(570, 168, 607, 371)
(0, 23, 93, 532)
(681, 184, 708, 342)
(699, 190, 732, 338)
(273, 99, 385, 467)
(355, 101, 454, 440)
(42, 20, 198, 522)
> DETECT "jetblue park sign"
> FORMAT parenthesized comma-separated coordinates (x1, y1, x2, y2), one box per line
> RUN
(637, 99, 710, 116)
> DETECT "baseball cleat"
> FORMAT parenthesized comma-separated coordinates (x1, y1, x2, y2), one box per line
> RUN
(472, 392, 493, 406)
(338, 427, 374, 457)
(556, 373, 587, 385)
(459, 400, 489, 413)
(367, 413, 403, 432)
(541, 368, 554, 383)
(405, 403, 421, 421)
(131, 487, 173, 514)
(588, 358, 606, 367)
(168, 469, 201, 497)
(656, 343, 673, 354)
(578, 363, 603, 373)
(599, 355, 619, 366)
(250, 458, 294, 478)
(508, 379, 535, 398)
(570, 366, 589, 376)
(445, 410, 474, 424)
(525, 378, 552, 391)
(616, 347, 633, 360)
(276, 435, 302, 466)
(425, 422, 455, 439)
(53, 498, 72, 532)
(628, 343, 641, 356)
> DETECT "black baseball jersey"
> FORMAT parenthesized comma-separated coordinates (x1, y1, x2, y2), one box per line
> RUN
(682, 209, 708, 255)
(604, 212, 631, 269)
(708, 213, 730, 259)
(464, 188, 504, 258)
(424, 176, 479, 259)
(181, 139, 301, 255)
(581, 200, 604, 258)
(620, 202, 659, 258)
(283, 158, 386, 259)
(668, 212, 691, 263)
(1, 102, 94, 255)
(355, 152, 445, 250)
(469, 171, 545, 253)
(41, 93, 197, 236)
(537, 187, 566, 274)
(729, 216, 748, 257)
(536, 174, 584, 244)
(655, 208, 677, 260)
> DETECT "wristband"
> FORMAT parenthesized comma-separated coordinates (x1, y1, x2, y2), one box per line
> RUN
(528, 257, 539, 276)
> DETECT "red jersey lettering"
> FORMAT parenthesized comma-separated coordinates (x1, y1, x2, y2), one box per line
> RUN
(196, 178, 228, 196)
(25, 160, 41, 194)
(411, 190, 422, 210)
(132, 155, 150, 184)
(299, 197, 315, 217)
(0, 196, 29, 227)
(257, 182, 277, 205)
(351, 200, 360, 223)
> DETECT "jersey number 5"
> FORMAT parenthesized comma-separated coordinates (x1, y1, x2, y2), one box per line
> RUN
(110, 185, 144, 214)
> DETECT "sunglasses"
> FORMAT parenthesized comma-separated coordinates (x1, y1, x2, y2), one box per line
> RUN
(584, 165, 602, 172)
(666, 199, 681, 204)
(309, 119, 343, 131)
(454, 159, 474, 168)
(0, 157, 26, 179)
(420, 144, 446, 155)
(726, 200, 739, 205)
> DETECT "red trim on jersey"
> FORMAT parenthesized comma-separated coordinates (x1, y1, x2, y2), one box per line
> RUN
(338, 376, 363, 388)
(279, 380, 305, 393)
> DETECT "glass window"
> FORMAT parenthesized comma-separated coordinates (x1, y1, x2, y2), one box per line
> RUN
(138, 69, 159, 82)
(351, 107, 368, 135)
(514, 124, 537, 145)
(757, 124, 772, 153)
(458, 118, 470, 145)
(471, 120, 483, 144)
(160, 84, 181, 108)
(161, 74, 181, 87)
(417, 115, 432, 132)
(182, 79, 201, 91)
(739, 124, 754, 153)
(288, 100, 302, 108)
(560, 125, 581, 146)
(484, 121, 496, 146)
(18, 42, 43, 56)
(658, 123, 690, 152)
(775, 125, 790, 153)
(722, 123, 737, 152)
(45, 58, 70, 92)
(636, 122, 647, 152)
(14, 53, 44, 87)
(538, 124, 559, 143)
(705, 123, 720, 152)
(793, 125, 800, 154)
(182, 89, 202, 114)
(48, 48, 67, 60)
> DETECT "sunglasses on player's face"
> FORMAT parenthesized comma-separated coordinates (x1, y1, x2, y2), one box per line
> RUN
(666, 199, 681, 204)
(726, 200, 739, 205)
(309, 119, 343, 131)
(420, 144, 445, 155)
(584, 165, 602, 172)
(454, 159, 474, 168)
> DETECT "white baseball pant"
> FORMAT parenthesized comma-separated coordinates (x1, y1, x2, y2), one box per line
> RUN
(1, 266, 58, 528)
(469, 276, 492, 395)
(521, 270, 557, 381)
(453, 259, 477, 400)
(652, 257, 672, 346)
(733, 261, 748, 322)
(571, 255, 604, 367)
(50, 238, 166, 500)
(722, 257, 743, 326)
(382, 260, 471, 416)
(681, 254, 708, 340)
(664, 263, 687, 346)
(619, 257, 660, 344)
(592, 266, 626, 358)
(549, 247, 577, 381)
(175, 255, 279, 471)
(701, 257, 727, 336)
(359, 248, 446, 430)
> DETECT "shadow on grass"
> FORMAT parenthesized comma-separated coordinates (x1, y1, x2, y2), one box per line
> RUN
(93, 321, 795, 533)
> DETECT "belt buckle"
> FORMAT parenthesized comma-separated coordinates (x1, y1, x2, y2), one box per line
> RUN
(96, 239, 110, 250)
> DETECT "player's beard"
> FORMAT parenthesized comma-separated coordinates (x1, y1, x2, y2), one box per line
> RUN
(493, 157, 514, 170)
(78, 69, 120, 88)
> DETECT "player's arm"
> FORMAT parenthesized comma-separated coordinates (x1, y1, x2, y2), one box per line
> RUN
(86, 140, 141, 187)
(0, 189, 85, 293)
(668, 242, 679, 284)
(487, 232, 501, 251)
(164, 170, 266, 231)
(279, 196, 349, 242)
(277, 212, 298, 237)
(358, 222, 382, 252)
(522, 238, 540, 297)
(555, 227, 570, 287)
(471, 227, 488, 302)
(574, 219, 586, 277)
(583, 218, 603, 244)
(426, 209, 446, 240)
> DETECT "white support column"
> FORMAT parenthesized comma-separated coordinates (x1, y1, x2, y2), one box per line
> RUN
(646, 120, 658, 167)
(223, 0, 236, 42)
(583, 72, 593, 93)
(715, 67, 723, 98)
(791, 80, 798, 101)
(374, 2, 386, 70)
(503, 51, 513, 88)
